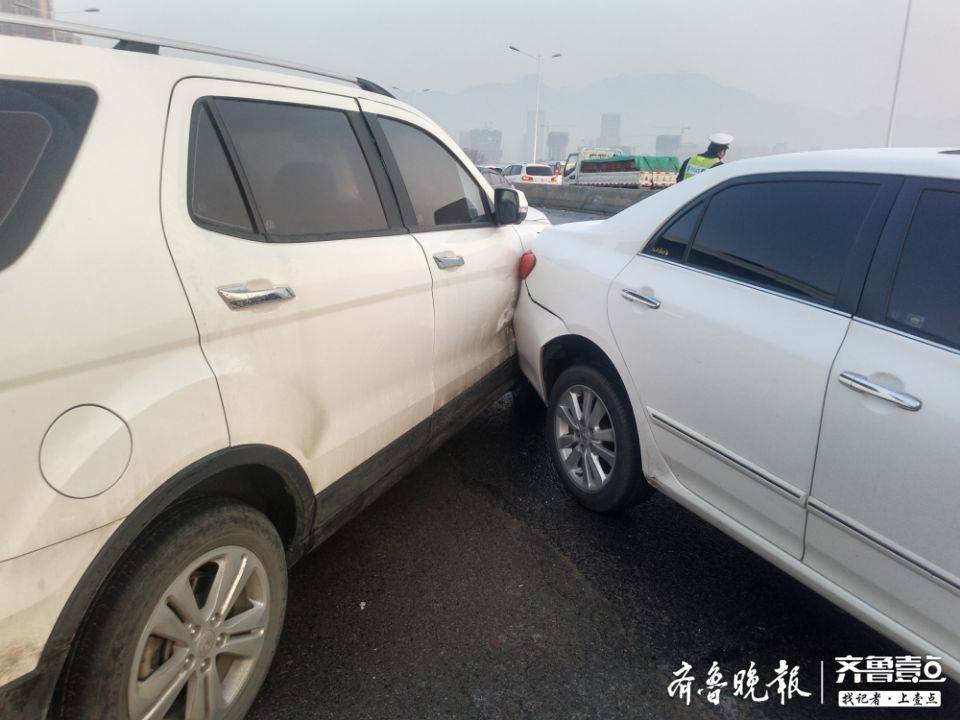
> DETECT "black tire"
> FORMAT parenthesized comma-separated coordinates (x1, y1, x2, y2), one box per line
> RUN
(546, 364, 653, 513)
(55, 498, 287, 720)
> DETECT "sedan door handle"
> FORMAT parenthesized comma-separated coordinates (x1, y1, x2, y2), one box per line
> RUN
(433, 251, 465, 270)
(838, 371, 922, 411)
(217, 284, 295, 310)
(621, 288, 660, 309)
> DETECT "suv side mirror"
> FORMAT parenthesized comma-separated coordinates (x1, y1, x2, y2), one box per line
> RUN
(495, 187, 528, 225)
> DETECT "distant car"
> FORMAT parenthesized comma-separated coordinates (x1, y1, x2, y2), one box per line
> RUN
(478, 166, 511, 188)
(517, 148, 960, 681)
(503, 163, 560, 185)
(476, 167, 550, 228)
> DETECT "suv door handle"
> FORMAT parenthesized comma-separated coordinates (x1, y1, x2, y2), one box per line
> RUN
(838, 371, 922, 411)
(433, 251, 465, 269)
(217, 284, 295, 310)
(621, 288, 660, 309)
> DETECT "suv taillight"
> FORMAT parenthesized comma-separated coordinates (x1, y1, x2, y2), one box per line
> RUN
(521, 175, 533, 181)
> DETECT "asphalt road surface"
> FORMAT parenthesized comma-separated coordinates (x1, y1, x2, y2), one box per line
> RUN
(249, 393, 958, 720)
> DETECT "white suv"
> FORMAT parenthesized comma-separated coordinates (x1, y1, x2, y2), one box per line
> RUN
(517, 148, 960, 680)
(0, 17, 534, 720)
(503, 163, 560, 185)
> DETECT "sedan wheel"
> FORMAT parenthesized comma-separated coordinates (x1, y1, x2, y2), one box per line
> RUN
(554, 384, 617, 492)
(546, 364, 653, 513)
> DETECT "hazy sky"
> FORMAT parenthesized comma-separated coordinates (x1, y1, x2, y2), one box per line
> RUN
(51, 0, 958, 148)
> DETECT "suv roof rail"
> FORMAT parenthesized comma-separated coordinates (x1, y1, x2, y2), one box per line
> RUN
(0, 12, 396, 99)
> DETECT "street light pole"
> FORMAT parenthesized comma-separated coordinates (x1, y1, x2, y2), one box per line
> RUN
(533, 53, 541, 163)
(886, 0, 913, 147)
(509, 46, 561, 163)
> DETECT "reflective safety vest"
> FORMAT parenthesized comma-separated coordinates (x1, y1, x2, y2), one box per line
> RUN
(682, 154, 721, 180)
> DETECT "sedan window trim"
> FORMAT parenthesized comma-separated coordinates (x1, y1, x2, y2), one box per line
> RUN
(638, 253, 851, 318)
(853, 317, 960, 359)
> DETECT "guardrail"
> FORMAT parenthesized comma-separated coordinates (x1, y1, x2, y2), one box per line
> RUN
(516, 182, 661, 216)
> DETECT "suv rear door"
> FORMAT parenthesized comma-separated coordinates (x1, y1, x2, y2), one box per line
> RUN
(161, 79, 436, 494)
(610, 173, 900, 557)
(806, 177, 960, 667)
(359, 99, 523, 407)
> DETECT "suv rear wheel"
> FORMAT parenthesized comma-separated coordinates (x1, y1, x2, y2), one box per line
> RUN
(547, 364, 653, 513)
(56, 498, 287, 720)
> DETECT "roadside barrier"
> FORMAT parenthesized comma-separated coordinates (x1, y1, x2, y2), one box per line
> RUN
(516, 182, 661, 216)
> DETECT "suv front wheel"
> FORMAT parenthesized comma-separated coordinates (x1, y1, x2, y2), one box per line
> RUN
(547, 364, 653, 513)
(57, 498, 287, 720)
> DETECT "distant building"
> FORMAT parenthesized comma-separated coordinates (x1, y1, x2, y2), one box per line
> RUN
(546, 131, 569, 162)
(656, 134, 681, 157)
(599, 113, 621, 148)
(1, 1, 80, 42)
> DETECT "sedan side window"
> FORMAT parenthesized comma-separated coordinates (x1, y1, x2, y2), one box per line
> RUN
(379, 118, 491, 229)
(687, 181, 880, 306)
(644, 202, 702, 261)
(886, 189, 960, 350)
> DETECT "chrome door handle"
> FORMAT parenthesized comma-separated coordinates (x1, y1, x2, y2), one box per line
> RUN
(838, 372, 922, 412)
(217, 284, 295, 310)
(433, 251, 465, 270)
(621, 288, 660, 309)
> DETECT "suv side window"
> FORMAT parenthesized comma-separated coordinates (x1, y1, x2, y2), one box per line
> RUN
(189, 104, 254, 233)
(688, 180, 880, 306)
(885, 189, 960, 350)
(0, 81, 97, 272)
(644, 202, 703, 261)
(379, 118, 491, 229)
(203, 98, 388, 239)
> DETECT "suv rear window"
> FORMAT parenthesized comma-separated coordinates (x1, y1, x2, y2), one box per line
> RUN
(0, 81, 97, 271)
(525, 165, 552, 177)
(886, 189, 960, 350)
(195, 98, 389, 240)
(189, 104, 254, 233)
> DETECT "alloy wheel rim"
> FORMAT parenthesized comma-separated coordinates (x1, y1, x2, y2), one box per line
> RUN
(128, 545, 270, 720)
(554, 384, 617, 491)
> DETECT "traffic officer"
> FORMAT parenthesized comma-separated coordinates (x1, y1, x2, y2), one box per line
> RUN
(677, 133, 734, 181)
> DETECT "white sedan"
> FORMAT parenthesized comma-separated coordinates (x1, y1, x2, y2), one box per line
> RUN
(515, 148, 960, 680)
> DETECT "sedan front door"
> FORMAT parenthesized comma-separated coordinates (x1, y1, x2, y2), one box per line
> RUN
(609, 174, 900, 557)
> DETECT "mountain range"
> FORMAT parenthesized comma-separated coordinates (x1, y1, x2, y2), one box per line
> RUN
(395, 72, 896, 162)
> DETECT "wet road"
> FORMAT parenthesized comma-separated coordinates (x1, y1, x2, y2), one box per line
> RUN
(249, 394, 958, 720)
